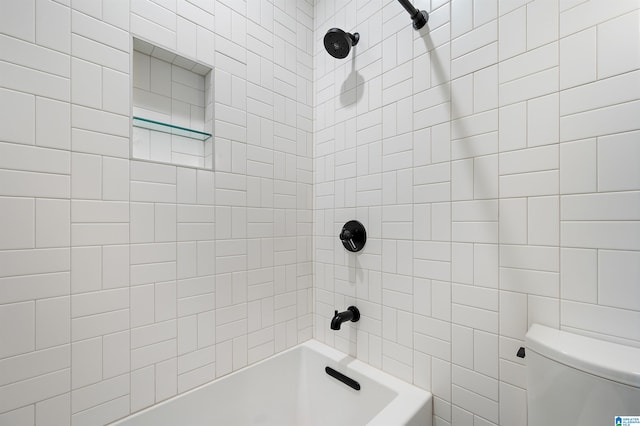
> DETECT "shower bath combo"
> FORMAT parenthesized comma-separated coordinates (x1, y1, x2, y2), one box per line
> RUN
(323, 0, 429, 59)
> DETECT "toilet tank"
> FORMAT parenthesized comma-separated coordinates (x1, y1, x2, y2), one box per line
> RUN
(525, 324, 640, 426)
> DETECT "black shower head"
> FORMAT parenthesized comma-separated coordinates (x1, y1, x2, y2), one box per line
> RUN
(323, 28, 359, 59)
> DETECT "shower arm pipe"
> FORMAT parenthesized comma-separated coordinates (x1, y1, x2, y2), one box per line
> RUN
(397, 0, 429, 30)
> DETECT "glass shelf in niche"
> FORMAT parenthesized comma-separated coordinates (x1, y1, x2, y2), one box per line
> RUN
(132, 116, 212, 141)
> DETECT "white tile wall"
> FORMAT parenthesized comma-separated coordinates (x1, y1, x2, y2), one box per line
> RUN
(1, 0, 639, 425)
(0, 0, 313, 424)
(314, 1, 640, 426)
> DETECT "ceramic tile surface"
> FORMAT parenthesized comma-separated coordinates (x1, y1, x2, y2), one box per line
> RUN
(0, 0, 639, 425)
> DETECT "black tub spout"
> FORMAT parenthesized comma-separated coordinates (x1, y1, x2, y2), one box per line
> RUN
(331, 306, 360, 330)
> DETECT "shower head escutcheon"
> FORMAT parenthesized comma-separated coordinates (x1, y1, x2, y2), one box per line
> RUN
(323, 28, 359, 59)
(397, 0, 429, 30)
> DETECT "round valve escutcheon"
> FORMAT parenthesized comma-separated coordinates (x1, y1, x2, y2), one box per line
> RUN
(339, 220, 367, 252)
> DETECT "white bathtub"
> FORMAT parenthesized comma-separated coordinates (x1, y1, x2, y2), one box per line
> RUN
(111, 340, 432, 426)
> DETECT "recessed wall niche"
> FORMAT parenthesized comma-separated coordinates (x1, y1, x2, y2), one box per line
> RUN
(132, 38, 213, 169)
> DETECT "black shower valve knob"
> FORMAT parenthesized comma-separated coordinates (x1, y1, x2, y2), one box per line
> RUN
(340, 229, 357, 250)
(339, 220, 367, 252)
(339, 227, 354, 243)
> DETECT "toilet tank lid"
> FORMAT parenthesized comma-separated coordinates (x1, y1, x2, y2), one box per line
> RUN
(525, 324, 640, 388)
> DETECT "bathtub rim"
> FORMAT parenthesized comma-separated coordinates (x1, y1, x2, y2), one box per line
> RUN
(303, 340, 432, 426)
(110, 338, 432, 426)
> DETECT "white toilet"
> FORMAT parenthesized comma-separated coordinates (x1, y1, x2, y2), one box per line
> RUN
(526, 324, 640, 426)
